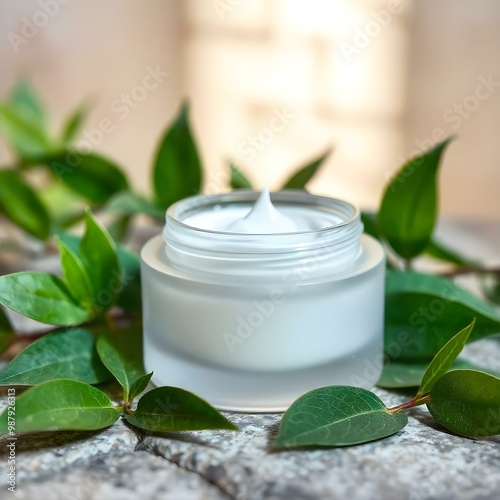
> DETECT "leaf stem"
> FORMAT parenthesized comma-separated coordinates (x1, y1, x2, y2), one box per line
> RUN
(438, 265, 500, 278)
(387, 394, 432, 414)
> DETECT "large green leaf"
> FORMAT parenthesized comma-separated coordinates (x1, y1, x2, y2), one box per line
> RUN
(0, 379, 120, 433)
(385, 271, 500, 361)
(79, 210, 121, 311)
(56, 237, 94, 308)
(47, 152, 129, 204)
(0, 271, 92, 325)
(281, 149, 331, 190)
(0, 169, 51, 240)
(428, 370, 500, 437)
(105, 191, 164, 219)
(416, 320, 474, 397)
(274, 386, 407, 448)
(0, 328, 109, 385)
(125, 387, 238, 432)
(96, 327, 145, 402)
(377, 358, 500, 389)
(378, 139, 452, 260)
(153, 103, 203, 209)
(229, 164, 253, 189)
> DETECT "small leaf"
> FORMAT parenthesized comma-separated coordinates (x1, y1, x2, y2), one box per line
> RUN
(0, 328, 109, 385)
(0, 104, 51, 159)
(274, 386, 407, 449)
(47, 152, 129, 204)
(0, 379, 119, 433)
(61, 105, 87, 144)
(377, 358, 500, 389)
(153, 103, 203, 209)
(416, 320, 475, 397)
(378, 139, 452, 260)
(230, 164, 253, 189)
(106, 191, 164, 219)
(96, 327, 145, 402)
(428, 370, 500, 437)
(385, 271, 500, 361)
(0, 308, 14, 355)
(281, 149, 331, 190)
(0, 169, 51, 240)
(79, 210, 121, 311)
(11, 81, 46, 129)
(424, 238, 475, 267)
(129, 372, 153, 401)
(125, 387, 238, 432)
(0, 271, 92, 325)
(56, 237, 94, 308)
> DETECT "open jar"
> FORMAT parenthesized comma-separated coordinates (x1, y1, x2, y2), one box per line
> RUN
(141, 190, 385, 411)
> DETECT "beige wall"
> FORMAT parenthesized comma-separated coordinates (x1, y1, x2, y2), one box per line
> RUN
(0, 0, 499, 219)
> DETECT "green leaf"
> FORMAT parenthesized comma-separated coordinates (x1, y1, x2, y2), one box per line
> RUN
(0, 379, 119, 433)
(47, 152, 129, 204)
(56, 237, 94, 308)
(378, 139, 452, 260)
(0, 169, 51, 240)
(0, 271, 92, 325)
(281, 149, 331, 190)
(153, 103, 203, 209)
(230, 164, 253, 189)
(0, 104, 51, 159)
(377, 358, 500, 389)
(0, 328, 109, 385)
(274, 386, 407, 449)
(125, 387, 238, 432)
(424, 238, 475, 267)
(79, 210, 121, 311)
(416, 319, 475, 397)
(11, 81, 46, 129)
(385, 271, 500, 361)
(0, 308, 14, 355)
(105, 191, 164, 219)
(96, 328, 144, 402)
(129, 372, 153, 401)
(61, 105, 87, 144)
(360, 211, 380, 240)
(428, 370, 500, 437)
(481, 273, 500, 306)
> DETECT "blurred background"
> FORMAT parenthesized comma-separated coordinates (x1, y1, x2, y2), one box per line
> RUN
(1, 0, 499, 220)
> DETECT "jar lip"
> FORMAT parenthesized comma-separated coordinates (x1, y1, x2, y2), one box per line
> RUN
(165, 189, 360, 237)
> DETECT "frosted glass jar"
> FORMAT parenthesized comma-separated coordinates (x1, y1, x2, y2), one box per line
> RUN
(141, 190, 385, 411)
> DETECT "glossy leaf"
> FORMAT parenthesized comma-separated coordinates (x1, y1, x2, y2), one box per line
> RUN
(424, 238, 475, 267)
(0, 169, 51, 240)
(0, 328, 109, 385)
(0, 104, 51, 159)
(230, 164, 253, 189)
(106, 191, 164, 219)
(47, 152, 129, 204)
(274, 386, 407, 448)
(153, 103, 203, 209)
(79, 210, 121, 311)
(129, 372, 153, 401)
(0, 308, 14, 355)
(377, 358, 500, 389)
(56, 237, 94, 308)
(61, 105, 87, 144)
(0, 379, 119, 433)
(96, 328, 145, 401)
(125, 387, 238, 432)
(281, 149, 331, 190)
(428, 370, 500, 437)
(378, 139, 452, 260)
(385, 271, 500, 361)
(417, 320, 475, 397)
(0, 271, 92, 325)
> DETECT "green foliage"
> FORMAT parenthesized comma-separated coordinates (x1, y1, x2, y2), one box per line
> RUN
(230, 164, 253, 189)
(106, 191, 164, 219)
(274, 386, 408, 448)
(153, 103, 203, 209)
(281, 148, 331, 190)
(0, 379, 120, 433)
(124, 387, 238, 432)
(0, 309, 14, 355)
(60, 104, 88, 144)
(378, 139, 452, 261)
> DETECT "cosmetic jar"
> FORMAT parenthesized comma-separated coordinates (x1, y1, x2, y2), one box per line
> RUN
(141, 190, 385, 411)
